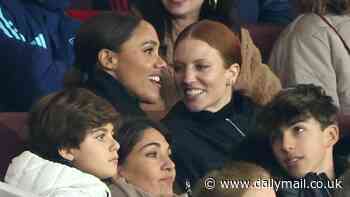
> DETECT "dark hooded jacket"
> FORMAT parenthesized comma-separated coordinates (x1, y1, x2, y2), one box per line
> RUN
(84, 70, 147, 119)
(0, 0, 79, 111)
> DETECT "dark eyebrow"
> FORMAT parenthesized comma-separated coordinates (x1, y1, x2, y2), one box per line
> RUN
(91, 128, 107, 133)
(138, 142, 161, 152)
(287, 119, 308, 128)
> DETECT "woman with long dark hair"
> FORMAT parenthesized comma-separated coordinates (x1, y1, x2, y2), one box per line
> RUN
(66, 12, 168, 120)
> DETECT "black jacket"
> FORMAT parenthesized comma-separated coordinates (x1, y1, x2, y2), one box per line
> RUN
(84, 70, 147, 119)
(162, 92, 259, 189)
(0, 0, 79, 111)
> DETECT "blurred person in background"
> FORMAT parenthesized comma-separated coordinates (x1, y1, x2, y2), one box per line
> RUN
(0, 0, 79, 112)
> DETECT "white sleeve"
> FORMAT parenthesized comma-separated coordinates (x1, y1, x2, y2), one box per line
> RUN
(48, 189, 94, 197)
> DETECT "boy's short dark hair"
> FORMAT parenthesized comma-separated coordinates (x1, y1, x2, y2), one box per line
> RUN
(28, 88, 121, 162)
(258, 84, 339, 136)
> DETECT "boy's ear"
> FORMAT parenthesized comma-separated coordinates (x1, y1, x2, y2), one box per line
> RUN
(324, 124, 339, 147)
(98, 49, 119, 71)
(58, 147, 75, 161)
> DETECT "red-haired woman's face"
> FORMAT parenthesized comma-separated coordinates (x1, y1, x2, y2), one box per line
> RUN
(161, 0, 204, 18)
(173, 38, 239, 112)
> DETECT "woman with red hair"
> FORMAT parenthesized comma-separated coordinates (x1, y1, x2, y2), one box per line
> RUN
(162, 20, 281, 192)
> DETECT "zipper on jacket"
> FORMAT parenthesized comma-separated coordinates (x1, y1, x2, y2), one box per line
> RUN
(225, 118, 246, 137)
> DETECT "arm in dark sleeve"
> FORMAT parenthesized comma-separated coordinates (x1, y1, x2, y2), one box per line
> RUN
(0, 34, 72, 111)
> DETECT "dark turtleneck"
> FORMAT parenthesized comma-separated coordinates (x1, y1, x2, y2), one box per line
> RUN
(188, 93, 246, 122)
(162, 92, 259, 189)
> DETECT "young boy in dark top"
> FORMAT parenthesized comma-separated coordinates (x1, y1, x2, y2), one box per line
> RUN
(258, 84, 348, 197)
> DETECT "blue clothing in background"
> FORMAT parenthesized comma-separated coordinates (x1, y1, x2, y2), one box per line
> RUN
(0, 0, 80, 111)
(91, 0, 294, 25)
(234, 0, 293, 25)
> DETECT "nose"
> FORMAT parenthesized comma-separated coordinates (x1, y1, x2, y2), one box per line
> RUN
(155, 56, 167, 69)
(181, 67, 197, 85)
(162, 156, 175, 171)
(110, 138, 120, 152)
(280, 133, 296, 153)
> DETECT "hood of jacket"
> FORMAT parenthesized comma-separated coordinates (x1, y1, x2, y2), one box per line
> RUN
(235, 28, 282, 106)
(5, 151, 111, 197)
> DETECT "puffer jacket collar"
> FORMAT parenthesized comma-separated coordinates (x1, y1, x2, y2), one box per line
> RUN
(5, 151, 111, 197)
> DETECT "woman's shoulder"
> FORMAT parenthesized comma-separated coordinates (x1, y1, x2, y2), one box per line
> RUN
(328, 14, 350, 40)
(109, 180, 153, 197)
(276, 14, 326, 41)
(284, 13, 350, 38)
(278, 13, 350, 55)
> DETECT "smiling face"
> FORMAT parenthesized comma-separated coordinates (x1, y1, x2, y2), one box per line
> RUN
(173, 38, 239, 112)
(161, 0, 204, 18)
(119, 128, 175, 197)
(113, 20, 167, 104)
(271, 117, 338, 178)
(60, 123, 120, 179)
